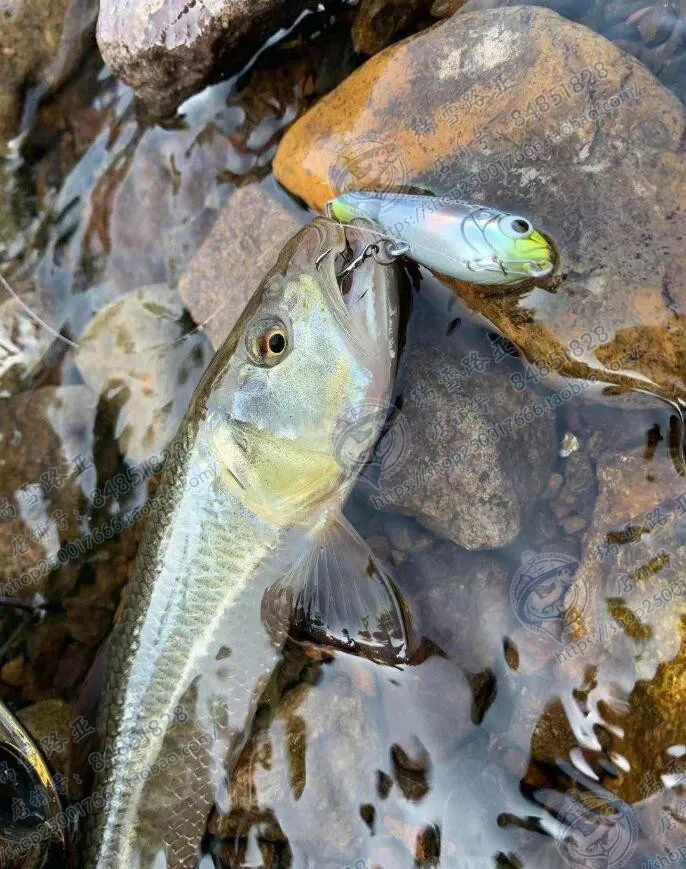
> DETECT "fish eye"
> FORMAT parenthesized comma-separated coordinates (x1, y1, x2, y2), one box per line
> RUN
(246, 316, 290, 367)
(499, 216, 534, 239)
(263, 330, 286, 356)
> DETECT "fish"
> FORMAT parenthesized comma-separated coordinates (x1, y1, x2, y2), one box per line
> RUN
(75, 217, 406, 869)
(325, 191, 555, 286)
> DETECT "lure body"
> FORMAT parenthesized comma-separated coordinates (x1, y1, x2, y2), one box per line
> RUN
(326, 192, 554, 285)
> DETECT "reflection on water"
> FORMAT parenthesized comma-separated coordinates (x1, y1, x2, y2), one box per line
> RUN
(0, 1, 685, 868)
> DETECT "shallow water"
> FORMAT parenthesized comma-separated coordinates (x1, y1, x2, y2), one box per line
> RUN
(0, 2, 685, 868)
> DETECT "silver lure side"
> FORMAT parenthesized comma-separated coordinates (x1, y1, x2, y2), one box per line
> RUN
(326, 191, 555, 286)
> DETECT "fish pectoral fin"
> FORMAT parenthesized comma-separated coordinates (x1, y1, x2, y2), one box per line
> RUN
(266, 513, 410, 663)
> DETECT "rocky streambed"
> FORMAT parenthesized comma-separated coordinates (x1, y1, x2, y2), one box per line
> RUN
(0, 1, 685, 867)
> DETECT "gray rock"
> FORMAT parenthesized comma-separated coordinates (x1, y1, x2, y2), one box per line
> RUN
(219, 654, 382, 865)
(178, 179, 307, 349)
(218, 648, 473, 866)
(96, 0, 313, 118)
(559, 435, 686, 686)
(0, 297, 62, 398)
(398, 539, 511, 672)
(75, 284, 213, 464)
(376, 305, 557, 550)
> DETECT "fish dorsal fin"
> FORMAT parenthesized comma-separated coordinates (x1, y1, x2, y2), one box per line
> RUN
(264, 513, 409, 663)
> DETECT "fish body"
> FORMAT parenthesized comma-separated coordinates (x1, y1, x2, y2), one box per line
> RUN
(326, 191, 554, 285)
(78, 218, 403, 869)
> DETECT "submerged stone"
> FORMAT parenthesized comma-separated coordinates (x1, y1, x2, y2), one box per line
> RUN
(75, 285, 213, 464)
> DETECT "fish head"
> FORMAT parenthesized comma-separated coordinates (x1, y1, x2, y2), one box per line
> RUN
(460, 207, 555, 284)
(200, 218, 399, 524)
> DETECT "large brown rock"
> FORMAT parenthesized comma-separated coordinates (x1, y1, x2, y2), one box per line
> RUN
(434, 0, 686, 103)
(274, 6, 686, 405)
(96, 0, 313, 118)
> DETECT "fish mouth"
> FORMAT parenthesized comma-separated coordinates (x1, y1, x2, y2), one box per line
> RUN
(311, 218, 399, 374)
(314, 221, 384, 310)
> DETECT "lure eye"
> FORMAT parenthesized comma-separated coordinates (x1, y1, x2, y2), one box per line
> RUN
(499, 216, 534, 239)
(246, 317, 290, 367)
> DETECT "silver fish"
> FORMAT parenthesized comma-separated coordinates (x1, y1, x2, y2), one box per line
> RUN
(77, 218, 405, 869)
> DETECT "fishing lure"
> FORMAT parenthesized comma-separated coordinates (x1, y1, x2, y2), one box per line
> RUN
(325, 191, 555, 286)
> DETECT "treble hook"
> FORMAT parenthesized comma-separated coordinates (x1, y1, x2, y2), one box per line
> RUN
(337, 243, 379, 280)
(336, 239, 410, 281)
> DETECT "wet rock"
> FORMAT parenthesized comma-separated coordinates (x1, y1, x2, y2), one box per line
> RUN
(541, 423, 686, 809)
(96, 0, 313, 118)
(0, 0, 97, 143)
(17, 698, 73, 780)
(64, 585, 115, 646)
(0, 297, 62, 397)
(384, 513, 435, 553)
(24, 617, 71, 701)
(75, 285, 213, 464)
(610, 618, 686, 804)
(376, 302, 556, 550)
(539, 446, 597, 540)
(274, 6, 686, 405)
(440, 747, 538, 868)
(563, 432, 686, 660)
(20, 11, 354, 311)
(0, 655, 25, 688)
(352, 0, 435, 55)
(437, 0, 686, 103)
(179, 180, 307, 349)
(379, 652, 474, 764)
(0, 386, 97, 599)
(398, 539, 511, 671)
(220, 649, 473, 866)
(219, 655, 383, 865)
(52, 639, 93, 696)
